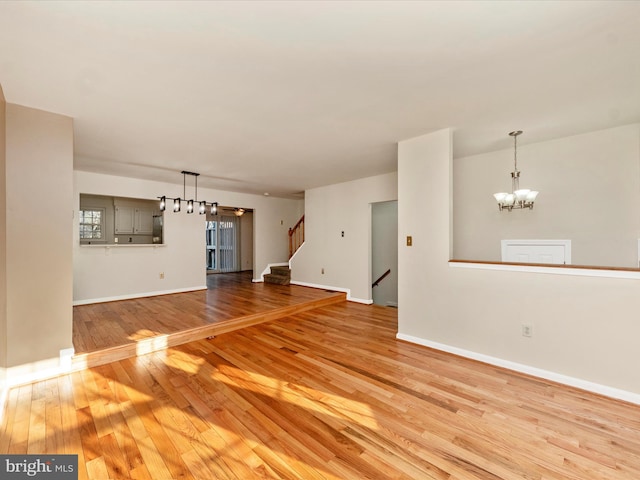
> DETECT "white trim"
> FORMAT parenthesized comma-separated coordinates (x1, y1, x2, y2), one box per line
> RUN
(501, 239, 571, 264)
(79, 243, 166, 248)
(290, 280, 373, 304)
(449, 261, 640, 280)
(2, 347, 77, 389)
(59, 348, 75, 369)
(397, 333, 640, 406)
(288, 241, 305, 264)
(73, 285, 207, 306)
(348, 297, 374, 305)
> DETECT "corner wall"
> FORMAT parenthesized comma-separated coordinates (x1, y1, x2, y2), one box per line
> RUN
(291, 172, 398, 302)
(0, 85, 7, 387)
(398, 128, 640, 402)
(6, 104, 74, 367)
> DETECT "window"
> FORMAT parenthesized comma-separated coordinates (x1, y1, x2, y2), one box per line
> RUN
(79, 208, 105, 240)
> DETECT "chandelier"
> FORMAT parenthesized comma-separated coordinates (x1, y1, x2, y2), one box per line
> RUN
(493, 130, 539, 211)
(158, 171, 218, 215)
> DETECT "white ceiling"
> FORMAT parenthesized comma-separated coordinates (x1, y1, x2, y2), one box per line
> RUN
(1, 1, 639, 198)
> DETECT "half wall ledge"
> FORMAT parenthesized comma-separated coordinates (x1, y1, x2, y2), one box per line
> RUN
(449, 259, 640, 280)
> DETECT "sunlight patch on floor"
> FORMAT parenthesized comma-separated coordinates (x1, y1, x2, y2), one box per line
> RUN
(135, 334, 169, 356)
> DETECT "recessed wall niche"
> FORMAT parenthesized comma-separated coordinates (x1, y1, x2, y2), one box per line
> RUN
(79, 194, 163, 245)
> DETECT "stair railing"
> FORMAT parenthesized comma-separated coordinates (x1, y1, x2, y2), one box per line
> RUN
(372, 269, 391, 288)
(288, 215, 305, 259)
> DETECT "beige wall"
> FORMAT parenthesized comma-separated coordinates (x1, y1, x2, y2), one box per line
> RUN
(0, 85, 6, 380)
(399, 128, 640, 400)
(240, 211, 254, 271)
(453, 124, 640, 267)
(5, 104, 74, 367)
(292, 172, 398, 302)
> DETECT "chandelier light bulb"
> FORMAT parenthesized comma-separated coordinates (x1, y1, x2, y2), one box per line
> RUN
(514, 189, 530, 201)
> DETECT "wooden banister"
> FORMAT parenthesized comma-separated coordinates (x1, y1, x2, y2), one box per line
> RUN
(372, 269, 391, 288)
(288, 215, 305, 259)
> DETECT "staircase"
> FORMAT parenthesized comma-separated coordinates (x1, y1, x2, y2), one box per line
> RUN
(288, 215, 304, 258)
(264, 215, 303, 286)
(264, 265, 291, 285)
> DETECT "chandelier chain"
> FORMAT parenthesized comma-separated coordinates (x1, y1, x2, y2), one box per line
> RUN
(514, 133, 518, 171)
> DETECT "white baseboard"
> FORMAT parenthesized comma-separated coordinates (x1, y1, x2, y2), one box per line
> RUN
(73, 285, 207, 306)
(397, 333, 640, 406)
(2, 347, 77, 391)
(348, 296, 373, 305)
(290, 280, 372, 304)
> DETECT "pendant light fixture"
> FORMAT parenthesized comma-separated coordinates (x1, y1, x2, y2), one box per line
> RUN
(493, 130, 539, 211)
(159, 171, 218, 215)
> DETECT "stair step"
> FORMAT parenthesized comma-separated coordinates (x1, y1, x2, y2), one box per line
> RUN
(264, 274, 290, 285)
(270, 265, 291, 277)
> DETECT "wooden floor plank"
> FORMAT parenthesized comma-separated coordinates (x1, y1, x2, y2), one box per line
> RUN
(2, 277, 640, 479)
(72, 271, 345, 359)
(0, 387, 20, 454)
(7, 384, 32, 454)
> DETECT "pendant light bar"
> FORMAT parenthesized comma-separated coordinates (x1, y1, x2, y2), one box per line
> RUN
(159, 171, 219, 215)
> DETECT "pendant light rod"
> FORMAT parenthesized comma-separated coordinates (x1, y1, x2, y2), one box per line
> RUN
(509, 130, 522, 172)
(181, 170, 200, 200)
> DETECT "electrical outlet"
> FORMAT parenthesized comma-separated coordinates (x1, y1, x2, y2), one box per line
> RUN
(522, 324, 533, 337)
(159, 272, 165, 279)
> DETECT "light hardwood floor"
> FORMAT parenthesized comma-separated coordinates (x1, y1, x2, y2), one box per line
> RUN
(73, 271, 344, 354)
(3, 295, 640, 478)
(72, 272, 345, 369)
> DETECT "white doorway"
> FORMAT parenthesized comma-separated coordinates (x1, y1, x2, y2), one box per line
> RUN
(371, 201, 398, 307)
(206, 207, 254, 273)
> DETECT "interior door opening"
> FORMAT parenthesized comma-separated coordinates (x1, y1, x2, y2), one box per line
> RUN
(206, 207, 253, 274)
(371, 200, 398, 307)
